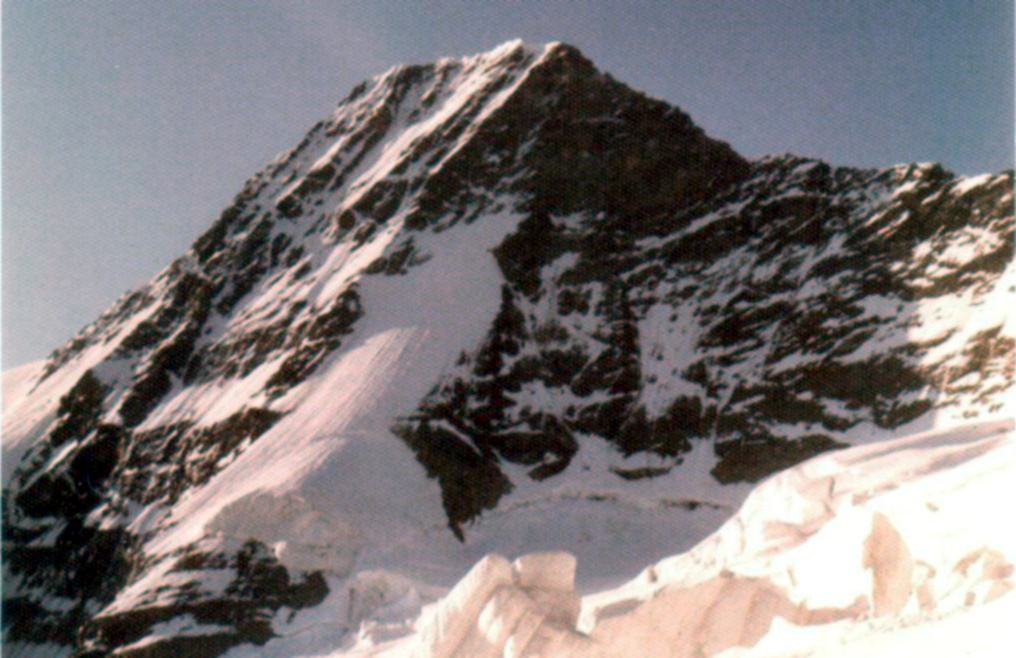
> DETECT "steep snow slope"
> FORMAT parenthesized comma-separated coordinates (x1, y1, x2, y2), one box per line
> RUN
(365, 417, 1015, 657)
(3, 39, 1012, 656)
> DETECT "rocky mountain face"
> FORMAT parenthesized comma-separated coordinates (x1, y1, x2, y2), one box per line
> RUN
(3, 40, 1013, 656)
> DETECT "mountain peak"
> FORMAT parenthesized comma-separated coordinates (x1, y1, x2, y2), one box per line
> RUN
(3, 41, 1012, 657)
(454, 38, 579, 63)
(372, 39, 571, 94)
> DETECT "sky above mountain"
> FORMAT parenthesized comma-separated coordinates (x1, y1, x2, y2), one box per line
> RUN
(3, 0, 1013, 367)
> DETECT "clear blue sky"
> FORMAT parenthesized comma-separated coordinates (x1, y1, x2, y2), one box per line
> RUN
(3, 0, 1013, 368)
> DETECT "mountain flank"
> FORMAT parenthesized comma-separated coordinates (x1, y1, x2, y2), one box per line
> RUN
(3, 40, 1012, 656)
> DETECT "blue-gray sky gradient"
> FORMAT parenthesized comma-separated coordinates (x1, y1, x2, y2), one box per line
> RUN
(3, 0, 1013, 367)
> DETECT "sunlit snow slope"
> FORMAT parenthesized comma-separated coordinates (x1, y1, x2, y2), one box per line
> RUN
(3, 39, 1013, 656)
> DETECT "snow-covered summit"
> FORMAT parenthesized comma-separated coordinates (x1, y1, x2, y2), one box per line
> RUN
(3, 40, 1012, 656)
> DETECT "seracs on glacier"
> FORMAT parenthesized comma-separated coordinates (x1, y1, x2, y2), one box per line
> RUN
(356, 418, 1016, 657)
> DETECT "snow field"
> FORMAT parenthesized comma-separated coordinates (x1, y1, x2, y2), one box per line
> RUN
(357, 418, 1015, 657)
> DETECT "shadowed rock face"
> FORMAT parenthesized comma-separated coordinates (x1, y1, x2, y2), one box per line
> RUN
(2, 41, 1012, 656)
(400, 157, 1013, 531)
(88, 539, 329, 658)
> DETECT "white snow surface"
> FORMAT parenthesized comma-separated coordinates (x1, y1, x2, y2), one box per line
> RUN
(343, 416, 1016, 657)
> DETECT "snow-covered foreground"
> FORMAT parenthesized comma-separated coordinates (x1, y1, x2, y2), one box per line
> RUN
(328, 417, 1016, 657)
